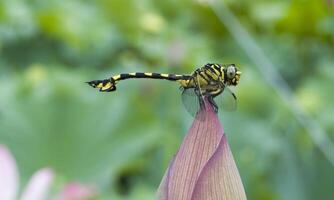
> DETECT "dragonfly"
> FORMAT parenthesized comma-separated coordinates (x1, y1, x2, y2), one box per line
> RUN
(87, 63, 241, 117)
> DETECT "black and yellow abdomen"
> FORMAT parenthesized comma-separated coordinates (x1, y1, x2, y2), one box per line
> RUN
(87, 72, 192, 92)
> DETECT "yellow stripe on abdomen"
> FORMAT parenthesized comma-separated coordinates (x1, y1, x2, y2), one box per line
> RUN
(101, 82, 112, 90)
(113, 75, 121, 80)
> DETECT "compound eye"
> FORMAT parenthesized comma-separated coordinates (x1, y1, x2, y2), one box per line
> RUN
(227, 66, 236, 79)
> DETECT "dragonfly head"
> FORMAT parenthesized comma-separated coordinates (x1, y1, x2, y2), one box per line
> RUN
(224, 64, 241, 86)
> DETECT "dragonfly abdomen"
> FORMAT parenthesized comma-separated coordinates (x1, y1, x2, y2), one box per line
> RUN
(87, 72, 191, 92)
(113, 72, 188, 81)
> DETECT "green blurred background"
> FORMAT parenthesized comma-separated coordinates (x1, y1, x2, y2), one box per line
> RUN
(1, 0, 334, 199)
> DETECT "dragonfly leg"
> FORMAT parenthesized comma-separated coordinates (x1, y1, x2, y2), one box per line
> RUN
(194, 88, 205, 111)
(208, 95, 218, 113)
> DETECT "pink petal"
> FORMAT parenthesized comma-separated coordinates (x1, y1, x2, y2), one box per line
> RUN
(53, 183, 96, 200)
(156, 157, 175, 200)
(191, 134, 246, 200)
(0, 145, 19, 200)
(158, 102, 224, 199)
(20, 168, 54, 200)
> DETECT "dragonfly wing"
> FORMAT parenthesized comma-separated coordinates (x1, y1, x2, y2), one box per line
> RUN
(181, 87, 204, 118)
(215, 86, 237, 112)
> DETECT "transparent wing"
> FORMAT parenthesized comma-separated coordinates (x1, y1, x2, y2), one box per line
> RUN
(215, 86, 237, 112)
(181, 87, 203, 118)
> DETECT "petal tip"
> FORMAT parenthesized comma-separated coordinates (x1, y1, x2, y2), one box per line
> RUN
(0, 144, 19, 200)
(20, 167, 55, 200)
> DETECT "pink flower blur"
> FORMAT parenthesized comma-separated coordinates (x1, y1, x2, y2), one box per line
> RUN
(0, 145, 54, 200)
(0, 145, 97, 200)
(53, 183, 96, 200)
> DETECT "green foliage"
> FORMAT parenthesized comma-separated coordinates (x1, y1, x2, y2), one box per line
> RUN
(0, 0, 334, 199)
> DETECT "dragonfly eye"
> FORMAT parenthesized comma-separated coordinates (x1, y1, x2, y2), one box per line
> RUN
(226, 66, 236, 79)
